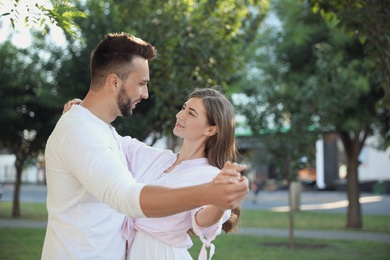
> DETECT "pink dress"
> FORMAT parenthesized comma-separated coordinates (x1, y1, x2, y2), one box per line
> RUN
(121, 137, 231, 260)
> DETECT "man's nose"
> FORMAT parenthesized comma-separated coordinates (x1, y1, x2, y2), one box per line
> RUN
(141, 85, 149, 99)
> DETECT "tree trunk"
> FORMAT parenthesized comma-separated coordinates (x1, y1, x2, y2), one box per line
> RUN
(346, 159, 362, 228)
(339, 130, 367, 229)
(290, 181, 301, 211)
(288, 180, 295, 248)
(12, 163, 23, 218)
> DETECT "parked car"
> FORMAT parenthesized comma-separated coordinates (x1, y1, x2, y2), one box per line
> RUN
(0, 183, 3, 199)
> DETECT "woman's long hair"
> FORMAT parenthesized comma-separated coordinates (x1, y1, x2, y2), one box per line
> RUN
(189, 88, 240, 233)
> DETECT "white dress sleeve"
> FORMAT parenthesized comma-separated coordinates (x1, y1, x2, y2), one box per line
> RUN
(191, 208, 231, 260)
(121, 136, 176, 182)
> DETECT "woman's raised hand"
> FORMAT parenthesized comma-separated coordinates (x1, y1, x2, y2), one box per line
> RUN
(62, 98, 82, 114)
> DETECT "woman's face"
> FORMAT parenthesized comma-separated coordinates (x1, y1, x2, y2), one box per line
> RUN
(173, 97, 214, 141)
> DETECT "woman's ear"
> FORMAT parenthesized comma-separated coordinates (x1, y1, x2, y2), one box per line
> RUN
(205, 126, 218, 136)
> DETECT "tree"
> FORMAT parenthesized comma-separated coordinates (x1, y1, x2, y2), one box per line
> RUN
(0, 0, 270, 218)
(234, 0, 321, 246)
(307, 0, 390, 147)
(117, 0, 270, 149)
(308, 41, 381, 229)
(0, 0, 85, 218)
(0, 38, 64, 217)
(55, 0, 270, 148)
(306, 0, 390, 229)
(235, 0, 387, 233)
(0, 0, 86, 38)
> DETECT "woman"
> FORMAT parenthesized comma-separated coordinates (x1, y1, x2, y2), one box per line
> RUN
(121, 88, 240, 260)
(63, 88, 241, 259)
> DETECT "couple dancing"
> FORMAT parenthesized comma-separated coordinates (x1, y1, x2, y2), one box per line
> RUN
(42, 32, 248, 260)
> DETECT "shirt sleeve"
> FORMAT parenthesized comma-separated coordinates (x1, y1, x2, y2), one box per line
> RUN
(59, 122, 146, 218)
(121, 136, 176, 182)
(191, 208, 231, 260)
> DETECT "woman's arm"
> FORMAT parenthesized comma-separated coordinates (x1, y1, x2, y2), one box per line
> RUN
(195, 205, 226, 228)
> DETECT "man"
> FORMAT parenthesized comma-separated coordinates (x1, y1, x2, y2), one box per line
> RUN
(41, 32, 248, 259)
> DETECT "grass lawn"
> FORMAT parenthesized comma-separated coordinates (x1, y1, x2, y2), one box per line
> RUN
(240, 210, 390, 233)
(188, 234, 390, 260)
(1, 202, 389, 259)
(0, 202, 47, 221)
(1, 202, 390, 233)
(0, 228, 46, 260)
(1, 227, 389, 260)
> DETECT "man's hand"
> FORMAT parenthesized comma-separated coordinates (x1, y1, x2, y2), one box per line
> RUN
(140, 161, 248, 217)
(62, 98, 82, 114)
(213, 161, 246, 184)
(208, 161, 249, 209)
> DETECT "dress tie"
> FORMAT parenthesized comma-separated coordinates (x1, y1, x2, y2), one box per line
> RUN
(121, 217, 136, 252)
(192, 224, 216, 260)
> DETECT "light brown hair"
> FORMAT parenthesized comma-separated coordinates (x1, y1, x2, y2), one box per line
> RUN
(189, 88, 240, 233)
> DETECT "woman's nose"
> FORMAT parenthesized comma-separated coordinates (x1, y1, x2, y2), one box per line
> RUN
(176, 110, 183, 120)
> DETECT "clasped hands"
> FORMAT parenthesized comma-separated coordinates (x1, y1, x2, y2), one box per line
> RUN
(213, 161, 247, 185)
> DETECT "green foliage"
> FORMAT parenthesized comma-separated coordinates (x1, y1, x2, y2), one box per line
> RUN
(0, 0, 86, 38)
(235, 0, 323, 179)
(54, 0, 270, 143)
(236, 0, 388, 229)
(307, 0, 390, 148)
(0, 39, 61, 166)
(308, 42, 376, 134)
(235, 0, 388, 181)
(118, 0, 269, 142)
(0, 0, 271, 179)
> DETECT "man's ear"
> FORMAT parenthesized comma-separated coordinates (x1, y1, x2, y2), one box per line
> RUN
(205, 126, 218, 136)
(107, 74, 119, 91)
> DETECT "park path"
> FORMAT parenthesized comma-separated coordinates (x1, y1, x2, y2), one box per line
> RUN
(1, 218, 389, 243)
(1, 185, 389, 243)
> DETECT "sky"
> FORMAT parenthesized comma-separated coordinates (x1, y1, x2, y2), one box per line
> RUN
(0, 0, 66, 48)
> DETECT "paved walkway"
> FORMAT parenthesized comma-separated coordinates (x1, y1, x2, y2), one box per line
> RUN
(1, 218, 389, 243)
(0, 219, 47, 228)
(237, 227, 390, 242)
(1, 185, 389, 243)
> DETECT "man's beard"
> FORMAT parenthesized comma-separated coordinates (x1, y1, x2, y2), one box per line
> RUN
(117, 85, 133, 117)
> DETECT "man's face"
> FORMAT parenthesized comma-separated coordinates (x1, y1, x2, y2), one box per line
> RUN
(116, 56, 150, 117)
